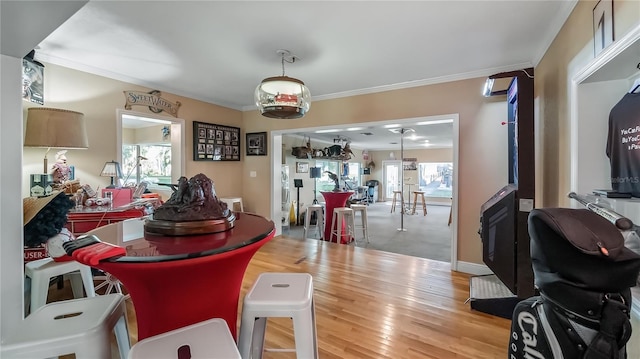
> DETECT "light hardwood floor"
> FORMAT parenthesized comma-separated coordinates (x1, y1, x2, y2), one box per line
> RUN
(54, 235, 512, 358)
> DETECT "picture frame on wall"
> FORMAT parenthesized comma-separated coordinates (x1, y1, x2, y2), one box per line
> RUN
(22, 57, 44, 105)
(246, 132, 267, 156)
(593, 0, 614, 57)
(193, 121, 240, 161)
(403, 158, 418, 170)
(296, 162, 309, 173)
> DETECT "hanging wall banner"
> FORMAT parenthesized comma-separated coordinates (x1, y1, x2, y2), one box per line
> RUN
(123, 90, 181, 117)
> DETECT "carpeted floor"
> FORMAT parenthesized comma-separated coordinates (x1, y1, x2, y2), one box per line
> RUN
(285, 201, 452, 262)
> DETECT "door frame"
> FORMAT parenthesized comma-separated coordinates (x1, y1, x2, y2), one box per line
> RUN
(382, 160, 402, 201)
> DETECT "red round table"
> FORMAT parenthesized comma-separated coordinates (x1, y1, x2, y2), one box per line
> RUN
(81, 212, 275, 341)
(321, 191, 353, 243)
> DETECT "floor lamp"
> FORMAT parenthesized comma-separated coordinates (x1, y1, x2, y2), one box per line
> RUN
(396, 128, 414, 232)
(310, 167, 321, 204)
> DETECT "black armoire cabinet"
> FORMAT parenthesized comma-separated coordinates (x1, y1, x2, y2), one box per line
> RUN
(480, 68, 536, 300)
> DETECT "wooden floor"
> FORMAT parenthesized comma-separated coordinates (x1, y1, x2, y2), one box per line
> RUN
(53, 235, 512, 358)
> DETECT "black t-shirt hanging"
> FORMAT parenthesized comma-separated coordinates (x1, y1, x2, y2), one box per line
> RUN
(606, 92, 640, 196)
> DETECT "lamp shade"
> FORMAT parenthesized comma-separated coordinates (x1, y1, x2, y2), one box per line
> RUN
(100, 161, 123, 178)
(24, 107, 88, 149)
(254, 76, 311, 119)
(100, 160, 123, 188)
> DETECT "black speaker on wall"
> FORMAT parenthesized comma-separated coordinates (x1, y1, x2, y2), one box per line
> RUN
(310, 167, 321, 204)
(309, 167, 322, 179)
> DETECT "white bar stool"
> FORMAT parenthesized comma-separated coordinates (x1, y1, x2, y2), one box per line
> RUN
(219, 197, 244, 212)
(128, 318, 240, 359)
(349, 204, 370, 244)
(238, 272, 318, 359)
(1, 293, 131, 359)
(24, 257, 96, 314)
(303, 204, 324, 239)
(329, 207, 354, 244)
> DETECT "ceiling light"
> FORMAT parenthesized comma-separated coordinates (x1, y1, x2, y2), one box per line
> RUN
(383, 124, 401, 129)
(416, 119, 454, 125)
(255, 49, 311, 119)
(346, 127, 364, 131)
(315, 129, 340, 133)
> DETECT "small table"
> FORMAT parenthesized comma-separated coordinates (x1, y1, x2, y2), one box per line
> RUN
(81, 213, 275, 341)
(66, 199, 159, 235)
(320, 191, 353, 243)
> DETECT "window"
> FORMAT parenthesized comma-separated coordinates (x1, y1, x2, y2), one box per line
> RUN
(122, 144, 172, 186)
(343, 162, 361, 190)
(314, 160, 340, 191)
(417, 162, 453, 198)
(313, 160, 361, 191)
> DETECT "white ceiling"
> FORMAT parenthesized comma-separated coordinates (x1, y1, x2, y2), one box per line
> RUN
(27, 1, 576, 150)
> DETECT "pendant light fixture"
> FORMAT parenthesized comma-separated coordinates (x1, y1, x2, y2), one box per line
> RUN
(254, 49, 311, 119)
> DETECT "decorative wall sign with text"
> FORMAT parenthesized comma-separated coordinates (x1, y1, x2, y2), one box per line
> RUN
(123, 90, 181, 117)
(193, 121, 240, 161)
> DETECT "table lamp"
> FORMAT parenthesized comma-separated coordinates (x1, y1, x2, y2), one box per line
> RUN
(24, 107, 88, 173)
(24, 107, 88, 196)
(100, 161, 123, 188)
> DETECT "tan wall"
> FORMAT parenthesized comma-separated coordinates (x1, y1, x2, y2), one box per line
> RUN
(536, 0, 640, 207)
(22, 62, 244, 199)
(243, 78, 508, 264)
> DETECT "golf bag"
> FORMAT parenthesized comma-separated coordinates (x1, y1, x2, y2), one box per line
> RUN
(509, 208, 640, 358)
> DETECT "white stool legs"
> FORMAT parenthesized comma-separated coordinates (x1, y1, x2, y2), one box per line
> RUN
(350, 204, 370, 244)
(329, 207, 354, 244)
(238, 273, 318, 359)
(303, 204, 324, 239)
(25, 257, 96, 314)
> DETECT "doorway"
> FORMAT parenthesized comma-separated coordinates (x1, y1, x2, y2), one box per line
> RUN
(270, 114, 460, 269)
(382, 160, 401, 201)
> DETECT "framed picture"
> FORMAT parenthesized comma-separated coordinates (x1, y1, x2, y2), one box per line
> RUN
(403, 157, 417, 171)
(193, 121, 240, 161)
(296, 162, 309, 173)
(593, 0, 614, 57)
(246, 132, 267, 156)
(22, 58, 44, 105)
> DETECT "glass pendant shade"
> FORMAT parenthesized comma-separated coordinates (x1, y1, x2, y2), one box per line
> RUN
(254, 76, 311, 119)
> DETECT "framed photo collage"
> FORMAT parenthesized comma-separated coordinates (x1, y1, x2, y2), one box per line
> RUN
(193, 121, 240, 161)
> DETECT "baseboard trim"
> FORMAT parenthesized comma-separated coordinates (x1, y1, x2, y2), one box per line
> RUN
(455, 261, 493, 275)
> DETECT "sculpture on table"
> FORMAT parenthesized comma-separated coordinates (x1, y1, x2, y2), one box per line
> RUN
(51, 150, 71, 183)
(324, 171, 340, 191)
(146, 173, 235, 235)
